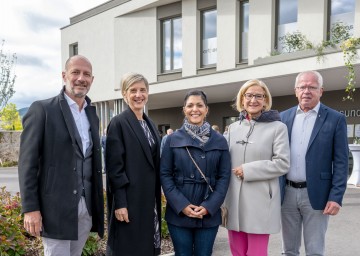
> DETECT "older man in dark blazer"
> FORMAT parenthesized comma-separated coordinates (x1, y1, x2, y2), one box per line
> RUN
(18, 55, 104, 255)
(280, 70, 348, 256)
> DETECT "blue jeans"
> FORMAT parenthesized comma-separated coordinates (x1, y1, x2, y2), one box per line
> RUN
(167, 223, 219, 256)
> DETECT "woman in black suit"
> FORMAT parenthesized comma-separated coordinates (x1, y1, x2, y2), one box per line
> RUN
(106, 73, 161, 255)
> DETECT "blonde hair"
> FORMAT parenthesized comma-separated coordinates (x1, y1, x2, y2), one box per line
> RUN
(121, 72, 149, 103)
(234, 79, 272, 112)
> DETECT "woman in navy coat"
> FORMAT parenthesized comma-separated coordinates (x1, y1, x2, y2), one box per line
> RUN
(160, 90, 231, 255)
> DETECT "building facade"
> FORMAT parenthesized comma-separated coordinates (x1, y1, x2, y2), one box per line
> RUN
(61, 0, 360, 140)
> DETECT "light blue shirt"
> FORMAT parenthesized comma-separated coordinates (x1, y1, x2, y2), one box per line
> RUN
(64, 93, 90, 154)
(287, 102, 320, 182)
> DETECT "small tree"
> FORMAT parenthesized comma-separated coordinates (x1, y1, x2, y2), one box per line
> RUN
(0, 40, 16, 111)
(0, 103, 22, 130)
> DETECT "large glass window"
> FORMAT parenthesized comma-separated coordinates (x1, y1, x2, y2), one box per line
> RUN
(161, 17, 182, 72)
(201, 9, 217, 66)
(328, 0, 355, 38)
(240, 1, 249, 62)
(276, 0, 298, 52)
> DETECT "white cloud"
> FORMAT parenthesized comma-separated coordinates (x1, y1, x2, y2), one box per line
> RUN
(1, 0, 106, 109)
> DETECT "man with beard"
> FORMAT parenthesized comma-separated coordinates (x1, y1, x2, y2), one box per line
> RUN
(18, 55, 104, 255)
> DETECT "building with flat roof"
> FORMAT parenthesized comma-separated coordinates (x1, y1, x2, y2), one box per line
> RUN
(61, 0, 360, 140)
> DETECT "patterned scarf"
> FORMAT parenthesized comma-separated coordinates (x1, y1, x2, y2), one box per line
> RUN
(183, 119, 211, 145)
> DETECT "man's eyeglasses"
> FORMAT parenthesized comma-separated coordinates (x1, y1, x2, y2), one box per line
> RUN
(295, 86, 320, 91)
(243, 93, 265, 100)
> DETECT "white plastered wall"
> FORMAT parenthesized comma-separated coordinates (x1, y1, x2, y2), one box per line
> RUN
(216, 0, 237, 71)
(247, 0, 275, 64)
(114, 7, 158, 87)
(298, 0, 327, 43)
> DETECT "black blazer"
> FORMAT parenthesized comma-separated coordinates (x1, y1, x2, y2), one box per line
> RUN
(106, 108, 161, 255)
(18, 88, 104, 240)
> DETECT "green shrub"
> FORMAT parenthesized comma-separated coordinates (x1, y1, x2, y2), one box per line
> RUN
(0, 187, 26, 256)
(0, 161, 18, 167)
(280, 31, 313, 53)
(82, 233, 99, 256)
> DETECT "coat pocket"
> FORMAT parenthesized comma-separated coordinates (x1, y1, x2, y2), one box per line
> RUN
(45, 166, 56, 194)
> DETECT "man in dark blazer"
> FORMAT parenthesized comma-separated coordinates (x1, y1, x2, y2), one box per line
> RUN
(18, 55, 104, 255)
(280, 70, 348, 256)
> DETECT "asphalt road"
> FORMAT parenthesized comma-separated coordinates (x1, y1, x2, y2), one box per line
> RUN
(1, 167, 359, 255)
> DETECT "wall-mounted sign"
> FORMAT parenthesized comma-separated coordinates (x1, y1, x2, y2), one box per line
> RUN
(339, 109, 360, 117)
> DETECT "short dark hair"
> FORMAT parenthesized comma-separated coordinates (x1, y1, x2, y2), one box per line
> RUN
(183, 90, 208, 107)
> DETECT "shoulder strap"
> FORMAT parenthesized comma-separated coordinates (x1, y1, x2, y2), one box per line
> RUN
(186, 147, 214, 192)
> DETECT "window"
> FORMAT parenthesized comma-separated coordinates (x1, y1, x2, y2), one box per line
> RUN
(201, 9, 217, 66)
(276, 0, 298, 52)
(240, 1, 249, 62)
(69, 43, 78, 56)
(161, 17, 182, 72)
(223, 116, 239, 131)
(328, 0, 355, 39)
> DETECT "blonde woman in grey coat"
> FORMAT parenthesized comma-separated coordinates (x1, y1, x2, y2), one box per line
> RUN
(223, 79, 290, 256)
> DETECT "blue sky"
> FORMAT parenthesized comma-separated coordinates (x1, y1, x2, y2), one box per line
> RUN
(1, 0, 106, 109)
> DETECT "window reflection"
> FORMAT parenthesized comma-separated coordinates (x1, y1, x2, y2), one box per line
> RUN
(276, 0, 298, 52)
(202, 9, 217, 66)
(161, 17, 182, 72)
(278, 0, 297, 25)
(331, 0, 355, 15)
(329, 0, 355, 37)
(240, 1, 249, 61)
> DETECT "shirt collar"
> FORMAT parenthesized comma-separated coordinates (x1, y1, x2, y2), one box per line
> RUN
(296, 102, 320, 115)
(64, 92, 88, 111)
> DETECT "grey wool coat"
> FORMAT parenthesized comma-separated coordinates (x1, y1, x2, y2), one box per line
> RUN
(223, 110, 290, 234)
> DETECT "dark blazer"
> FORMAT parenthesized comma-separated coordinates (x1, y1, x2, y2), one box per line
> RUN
(160, 127, 231, 228)
(18, 88, 104, 240)
(106, 108, 161, 256)
(280, 103, 349, 210)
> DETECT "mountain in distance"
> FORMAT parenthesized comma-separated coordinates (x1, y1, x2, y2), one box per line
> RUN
(18, 107, 29, 118)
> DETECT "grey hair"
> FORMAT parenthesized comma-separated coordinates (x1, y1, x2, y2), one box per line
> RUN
(295, 71, 323, 88)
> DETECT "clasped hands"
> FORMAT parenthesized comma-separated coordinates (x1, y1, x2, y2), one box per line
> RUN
(182, 204, 208, 219)
(233, 165, 244, 179)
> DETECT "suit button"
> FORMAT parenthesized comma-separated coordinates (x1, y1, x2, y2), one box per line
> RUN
(201, 155, 205, 159)
(73, 167, 76, 171)
(190, 174, 194, 178)
(73, 190, 77, 194)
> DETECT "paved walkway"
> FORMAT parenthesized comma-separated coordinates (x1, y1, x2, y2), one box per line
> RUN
(1, 168, 359, 255)
(213, 185, 360, 256)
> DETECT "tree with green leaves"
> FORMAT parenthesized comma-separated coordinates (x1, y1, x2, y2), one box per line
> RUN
(0, 40, 16, 111)
(0, 103, 22, 130)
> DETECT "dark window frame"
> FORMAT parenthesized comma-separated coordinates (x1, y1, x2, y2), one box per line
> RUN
(200, 7, 217, 68)
(160, 16, 182, 73)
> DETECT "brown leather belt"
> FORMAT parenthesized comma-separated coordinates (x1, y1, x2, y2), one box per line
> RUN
(286, 179, 307, 188)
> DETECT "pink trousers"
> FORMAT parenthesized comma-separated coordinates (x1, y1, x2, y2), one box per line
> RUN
(228, 230, 270, 256)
